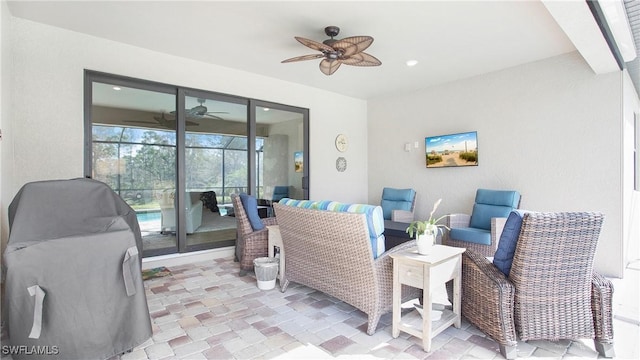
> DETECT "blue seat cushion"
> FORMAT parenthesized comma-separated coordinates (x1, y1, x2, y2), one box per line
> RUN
(449, 227, 491, 245)
(239, 193, 264, 231)
(381, 187, 415, 220)
(493, 210, 527, 277)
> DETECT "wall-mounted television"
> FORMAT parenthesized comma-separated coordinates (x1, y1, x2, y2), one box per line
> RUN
(425, 131, 478, 168)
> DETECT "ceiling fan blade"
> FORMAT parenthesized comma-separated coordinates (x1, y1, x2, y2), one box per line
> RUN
(124, 120, 156, 125)
(341, 52, 382, 67)
(295, 36, 335, 53)
(281, 54, 325, 63)
(332, 36, 374, 56)
(319, 59, 341, 75)
(203, 114, 225, 121)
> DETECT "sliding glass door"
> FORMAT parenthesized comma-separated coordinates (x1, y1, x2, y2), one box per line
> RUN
(88, 79, 178, 255)
(252, 100, 309, 202)
(85, 71, 309, 257)
(182, 92, 248, 250)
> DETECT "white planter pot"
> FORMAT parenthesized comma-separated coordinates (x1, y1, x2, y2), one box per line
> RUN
(416, 232, 435, 255)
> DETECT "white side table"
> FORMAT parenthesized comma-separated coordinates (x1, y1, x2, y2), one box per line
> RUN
(267, 225, 284, 290)
(390, 245, 465, 352)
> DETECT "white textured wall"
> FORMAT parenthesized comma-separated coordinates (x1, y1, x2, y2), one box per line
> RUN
(0, 0, 12, 265)
(368, 52, 624, 277)
(622, 70, 640, 265)
(4, 16, 368, 202)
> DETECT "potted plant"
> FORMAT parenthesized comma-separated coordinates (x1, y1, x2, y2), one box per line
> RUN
(406, 198, 450, 255)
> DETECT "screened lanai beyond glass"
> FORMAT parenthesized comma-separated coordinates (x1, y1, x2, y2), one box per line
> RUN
(87, 73, 309, 258)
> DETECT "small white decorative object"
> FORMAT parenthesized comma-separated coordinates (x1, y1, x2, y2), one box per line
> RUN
(416, 231, 435, 255)
(335, 134, 348, 152)
(414, 303, 443, 321)
(336, 157, 347, 172)
(406, 198, 452, 255)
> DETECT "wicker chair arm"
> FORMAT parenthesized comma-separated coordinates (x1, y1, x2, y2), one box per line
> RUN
(375, 240, 417, 265)
(392, 210, 414, 223)
(591, 272, 614, 344)
(447, 213, 471, 228)
(462, 250, 517, 348)
(261, 217, 278, 227)
(490, 217, 507, 248)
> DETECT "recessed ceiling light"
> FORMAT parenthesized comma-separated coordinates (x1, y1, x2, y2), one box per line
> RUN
(112, 86, 121, 91)
(406, 60, 418, 67)
(263, 107, 270, 111)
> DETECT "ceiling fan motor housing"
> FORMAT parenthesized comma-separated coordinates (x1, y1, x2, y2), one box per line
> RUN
(323, 26, 340, 46)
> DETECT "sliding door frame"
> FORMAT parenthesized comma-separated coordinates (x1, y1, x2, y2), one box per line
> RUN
(84, 70, 309, 257)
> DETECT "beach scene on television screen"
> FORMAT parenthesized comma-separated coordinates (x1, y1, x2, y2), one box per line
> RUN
(425, 132, 478, 168)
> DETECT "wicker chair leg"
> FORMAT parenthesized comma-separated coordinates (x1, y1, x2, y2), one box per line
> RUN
(499, 344, 517, 359)
(594, 340, 615, 358)
(281, 278, 290, 292)
(239, 269, 248, 277)
(366, 314, 382, 335)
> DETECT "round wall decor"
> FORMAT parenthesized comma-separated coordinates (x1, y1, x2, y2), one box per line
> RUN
(335, 134, 348, 152)
(336, 157, 347, 172)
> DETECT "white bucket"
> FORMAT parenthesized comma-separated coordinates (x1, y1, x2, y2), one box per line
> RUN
(257, 279, 276, 290)
(254, 257, 279, 290)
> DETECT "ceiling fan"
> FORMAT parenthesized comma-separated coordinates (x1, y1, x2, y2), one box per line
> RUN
(281, 26, 382, 75)
(181, 98, 229, 120)
(124, 112, 198, 129)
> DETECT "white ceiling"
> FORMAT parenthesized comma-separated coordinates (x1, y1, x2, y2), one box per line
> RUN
(7, 0, 614, 100)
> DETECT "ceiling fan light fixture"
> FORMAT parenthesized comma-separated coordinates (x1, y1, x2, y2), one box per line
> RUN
(282, 25, 381, 75)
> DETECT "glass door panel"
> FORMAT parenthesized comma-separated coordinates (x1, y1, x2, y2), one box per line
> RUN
(91, 82, 177, 256)
(255, 104, 307, 208)
(183, 94, 247, 249)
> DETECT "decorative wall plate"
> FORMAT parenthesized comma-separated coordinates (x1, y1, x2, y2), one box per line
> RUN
(336, 157, 347, 172)
(335, 134, 348, 152)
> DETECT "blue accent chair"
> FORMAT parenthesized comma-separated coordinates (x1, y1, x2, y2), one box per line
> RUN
(272, 186, 289, 202)
(445, 189, 521, 257)
(380, 187, 417, 222)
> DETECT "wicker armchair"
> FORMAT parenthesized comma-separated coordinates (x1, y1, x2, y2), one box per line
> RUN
(274, 203, 421, 335)
(445, 189, 520, 257)
(232, 194, 277, 276)
(461, 212, 614, 359)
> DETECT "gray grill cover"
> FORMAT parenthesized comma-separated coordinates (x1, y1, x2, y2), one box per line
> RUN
(3, 178, 152, 360)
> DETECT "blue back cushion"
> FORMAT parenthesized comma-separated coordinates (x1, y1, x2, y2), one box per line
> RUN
(278, 198, 386, 258)
(493, 210, 527, 276)
(272, 186, 289, 202)
(239, 193, 264, 231)
(469, 189, 520, 230)
(381, 187, 415, 220)
(449, 227, 491, 245)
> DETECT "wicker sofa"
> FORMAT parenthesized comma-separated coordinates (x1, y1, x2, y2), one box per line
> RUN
(273, 201, 421, 335)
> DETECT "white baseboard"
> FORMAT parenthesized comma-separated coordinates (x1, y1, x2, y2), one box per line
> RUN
(141, 246, 234, 270)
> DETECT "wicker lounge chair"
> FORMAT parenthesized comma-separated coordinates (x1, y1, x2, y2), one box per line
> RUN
(232, 194, 277, 276)
(273, 203, 421, 335)
(461, 212, 614, 359)
(445, 189, 520, 257)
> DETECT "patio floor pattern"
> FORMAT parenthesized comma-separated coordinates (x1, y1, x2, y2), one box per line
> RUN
(2, 256, 638, 360)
